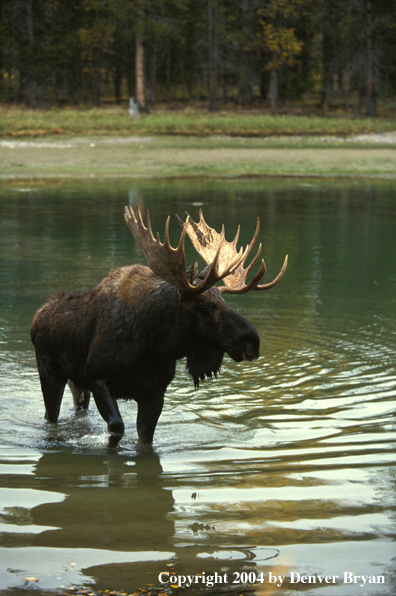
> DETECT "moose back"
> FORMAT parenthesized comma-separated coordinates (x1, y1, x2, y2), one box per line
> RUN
(31, 207, 287, 447)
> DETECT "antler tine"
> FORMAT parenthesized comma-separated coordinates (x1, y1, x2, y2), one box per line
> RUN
(164, 214, 174, 249)
(125, 205, 232, 294)
(125, 206, 287, 295)
(232, 224, 241, 251)
(223, 225, 262, 282)
(257, 254, 288, 289)
(220, 253, 288, 294)
(244, 241, 265, 277)
(180, 210, 287, 295)
(125, 205, 190, 292)
(144, 208, 155, 241)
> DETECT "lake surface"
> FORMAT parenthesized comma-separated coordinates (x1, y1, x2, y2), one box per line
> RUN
(0, 179, 395, 595)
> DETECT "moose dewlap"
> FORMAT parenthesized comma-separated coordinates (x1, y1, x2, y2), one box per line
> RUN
(31, 207, 288, 447)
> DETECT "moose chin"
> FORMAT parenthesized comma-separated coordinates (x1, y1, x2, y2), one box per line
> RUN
(31, 207, 287, 447)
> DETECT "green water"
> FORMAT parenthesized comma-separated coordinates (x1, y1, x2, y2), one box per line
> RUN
(0, 179, 395, 595)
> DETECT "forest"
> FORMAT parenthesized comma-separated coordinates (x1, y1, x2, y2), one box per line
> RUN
(1, 0, 395, 117)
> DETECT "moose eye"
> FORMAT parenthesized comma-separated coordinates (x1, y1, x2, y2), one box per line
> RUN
(198, 301, 216, 316)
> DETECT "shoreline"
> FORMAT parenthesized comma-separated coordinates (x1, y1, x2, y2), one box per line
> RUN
(1, 134, 396, 180)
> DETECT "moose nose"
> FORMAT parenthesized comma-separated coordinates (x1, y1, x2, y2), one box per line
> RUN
(242, 342, 260, 361)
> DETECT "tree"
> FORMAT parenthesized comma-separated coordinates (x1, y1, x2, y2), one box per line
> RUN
(318, 0, 345, 108)
(208, 0, 219, 110)
(345, 0, 393, 116)
(0, 0, 395, 110)
(79, 0, 115, 106)
(238, 0, 254, 104)
(255, 0, 305, 108)
(135, 3, 146, 110)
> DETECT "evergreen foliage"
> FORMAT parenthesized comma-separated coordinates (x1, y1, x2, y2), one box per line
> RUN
(0, 0, 395, 114)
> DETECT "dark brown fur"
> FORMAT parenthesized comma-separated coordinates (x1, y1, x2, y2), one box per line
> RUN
(31, 263, 260, 446)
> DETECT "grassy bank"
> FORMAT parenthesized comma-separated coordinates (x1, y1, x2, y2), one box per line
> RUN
(1, 106, 396, 138)
(1, 135, 396, 179)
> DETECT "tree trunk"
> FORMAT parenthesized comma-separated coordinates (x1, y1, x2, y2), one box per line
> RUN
(320, 18, 333, 108)
(366, 0, 377, 116)
(136, 36, 146, 110)
(113, 24, 122, 104)
(268, 70, 278, 109)
(166, 37, 171, 104)
(68, 60, 82, 105)
(114, 66, 122, 104)
(239, 55, 252, 104)
(135, 3, 146, 111)
(0, 2, 4, 98)
(208, 0, 218, 112)
(238, 0, 252, 105)
(259, 48, 269, 103)
(25, 0, 36, 105)
(92, 48, 101, 107)
(149, 39, 157, 104)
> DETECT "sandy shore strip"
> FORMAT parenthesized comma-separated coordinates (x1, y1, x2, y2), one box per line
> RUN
(1, 134, 395, 179)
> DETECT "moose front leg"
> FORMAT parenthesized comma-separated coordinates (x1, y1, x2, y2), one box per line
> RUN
(136, 395, 164, 443)
(91, 380, 125, 447)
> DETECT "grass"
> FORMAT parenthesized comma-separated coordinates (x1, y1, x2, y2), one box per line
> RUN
(1, 105, 396, 138)
(1, 135, 396, 179)
(1, 105, 395, 180)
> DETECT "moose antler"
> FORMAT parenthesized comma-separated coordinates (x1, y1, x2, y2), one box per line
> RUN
(124, 205, 245, 294)
(181, 209, 288, 295)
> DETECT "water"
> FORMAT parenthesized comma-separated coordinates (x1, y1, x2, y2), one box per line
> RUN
(0, 179, 395, 595)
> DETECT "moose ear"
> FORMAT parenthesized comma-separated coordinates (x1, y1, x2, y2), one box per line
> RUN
(197, 263, 212, 282)
(186, 260, 199, 284)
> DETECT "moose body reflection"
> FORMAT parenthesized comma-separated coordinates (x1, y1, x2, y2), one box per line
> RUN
(31, 207, 287, 446)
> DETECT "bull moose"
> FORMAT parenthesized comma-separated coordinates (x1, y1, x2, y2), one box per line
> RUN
(31, 207, 287, 447)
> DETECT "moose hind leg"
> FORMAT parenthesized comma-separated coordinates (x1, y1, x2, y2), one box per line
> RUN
(34, 348, 67, 422)
(136, 395, 164, 443)
(68, 380, 91, 410)
(39, 373, 67, 423)
(91, 380, 125, 447)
